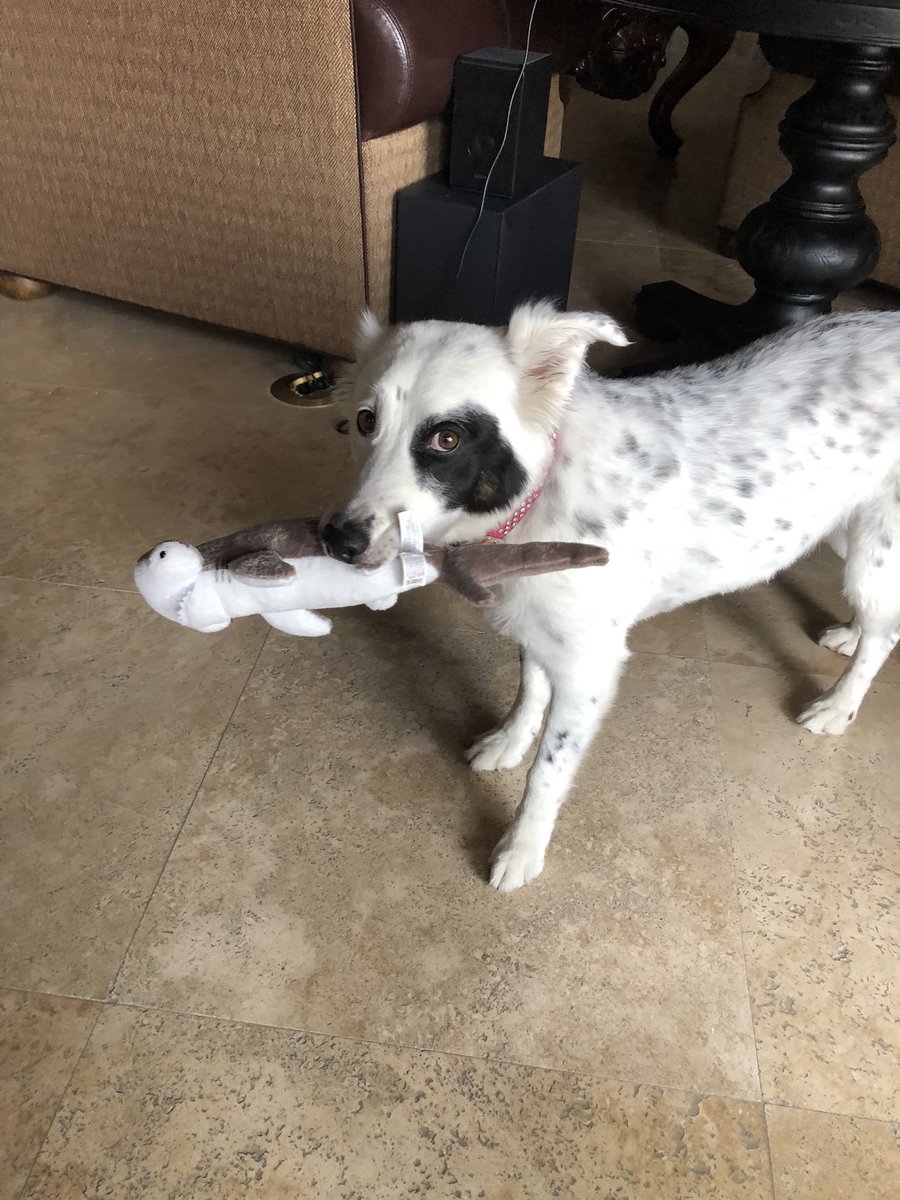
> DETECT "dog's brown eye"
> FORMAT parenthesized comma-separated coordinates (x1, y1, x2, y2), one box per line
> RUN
(356, 408, 376, 436)
(430, 429, 460, 452)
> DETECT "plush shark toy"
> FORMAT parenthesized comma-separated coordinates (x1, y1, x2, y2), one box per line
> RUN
(134, 512, 608, 637)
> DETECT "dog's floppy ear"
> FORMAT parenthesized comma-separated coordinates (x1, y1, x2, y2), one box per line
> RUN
(334, 310, 386, 408)
(334, 311, 385, 396)
(507, 301, 630, 426)
(356, 309, 385, 358)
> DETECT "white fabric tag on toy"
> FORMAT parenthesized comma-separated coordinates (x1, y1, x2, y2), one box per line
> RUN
(398, 510, 427, 589)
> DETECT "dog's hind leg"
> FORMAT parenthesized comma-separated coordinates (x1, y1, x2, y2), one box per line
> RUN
(799, 485, 900, 735)
(466, 650, 550, 772)
(490, 633, 629, 891)
(817, 525, 861, 656)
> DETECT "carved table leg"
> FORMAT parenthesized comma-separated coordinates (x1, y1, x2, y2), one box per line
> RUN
(572, 6, 676, 101)
(0, 272, 54, 300)
(648, 24, 736, 157)
(633, 41, 897, 361)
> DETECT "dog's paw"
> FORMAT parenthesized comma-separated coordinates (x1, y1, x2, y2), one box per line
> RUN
(796, 693, 857, 736)
(489, 827, 546, 892)
(465, 728, 530, 772)
(818, 622, 860, 657)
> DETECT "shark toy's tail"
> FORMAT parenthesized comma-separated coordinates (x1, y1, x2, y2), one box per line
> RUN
(433, 542, 609, 607)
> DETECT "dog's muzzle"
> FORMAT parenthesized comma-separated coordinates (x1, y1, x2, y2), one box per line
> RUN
(321, 515, 371, 563)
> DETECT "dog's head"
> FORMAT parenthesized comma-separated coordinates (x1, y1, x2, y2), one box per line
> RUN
(322, 301, 628, 563)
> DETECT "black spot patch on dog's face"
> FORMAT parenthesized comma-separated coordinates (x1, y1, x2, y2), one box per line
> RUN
(410, 408, 527, 514)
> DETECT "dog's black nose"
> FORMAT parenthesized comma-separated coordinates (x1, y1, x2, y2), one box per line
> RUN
(321, 517, 370, 564)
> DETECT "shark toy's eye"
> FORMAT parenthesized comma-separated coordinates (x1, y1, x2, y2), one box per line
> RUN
(357, 408, 376, 436)
(159, 550, 167, 559)
(429, 429, 460, 453)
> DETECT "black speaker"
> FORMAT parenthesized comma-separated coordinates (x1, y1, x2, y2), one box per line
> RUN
(394, 158, 582, 327)
(449, 48, 552, 198)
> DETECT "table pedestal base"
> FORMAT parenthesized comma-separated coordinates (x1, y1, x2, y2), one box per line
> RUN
(631, 39, 896, 364)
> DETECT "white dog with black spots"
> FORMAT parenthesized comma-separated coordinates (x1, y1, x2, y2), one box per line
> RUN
(323, 302, 900, 892)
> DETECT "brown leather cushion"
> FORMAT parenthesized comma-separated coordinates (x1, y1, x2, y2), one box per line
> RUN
(353, 0, 511, 140)
(352, 0, 588, 140)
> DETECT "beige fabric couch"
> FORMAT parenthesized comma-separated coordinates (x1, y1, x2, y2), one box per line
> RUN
(0, 1, 562, 359)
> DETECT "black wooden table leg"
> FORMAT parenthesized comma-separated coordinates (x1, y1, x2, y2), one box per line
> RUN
(647, 23, 736, 157)
(633, 40, 897, 361)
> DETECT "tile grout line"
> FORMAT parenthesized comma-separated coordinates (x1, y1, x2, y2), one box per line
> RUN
(104, 626, 273, 1004)
(702, 608, 779, 1200)
(0, 372, 287, 405)
(573, 234, 660, 250)
(15, 1001, 104, 1200)
(8, 564, 892, 679)
(4, 572, 714, 652)
(3, 571, 724, 655)
(24, 989, 768, 1111)
(761, 1099, 900, 1127)
(6, 981, 896, 1130)
(0, 573, 139, 595)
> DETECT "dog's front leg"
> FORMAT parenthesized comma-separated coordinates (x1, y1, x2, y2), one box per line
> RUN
(490, 637, 629, 892)
(466, 649, 550, 772)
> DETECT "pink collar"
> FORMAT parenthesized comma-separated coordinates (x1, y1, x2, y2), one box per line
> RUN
(483, 430, 559, 543)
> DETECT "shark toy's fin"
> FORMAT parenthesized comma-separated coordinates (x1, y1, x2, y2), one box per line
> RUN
(228, 550, 296, 585)
(262, 609, 333, 636)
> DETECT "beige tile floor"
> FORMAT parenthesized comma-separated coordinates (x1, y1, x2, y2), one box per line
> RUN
(2, 36, 900, 1200)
